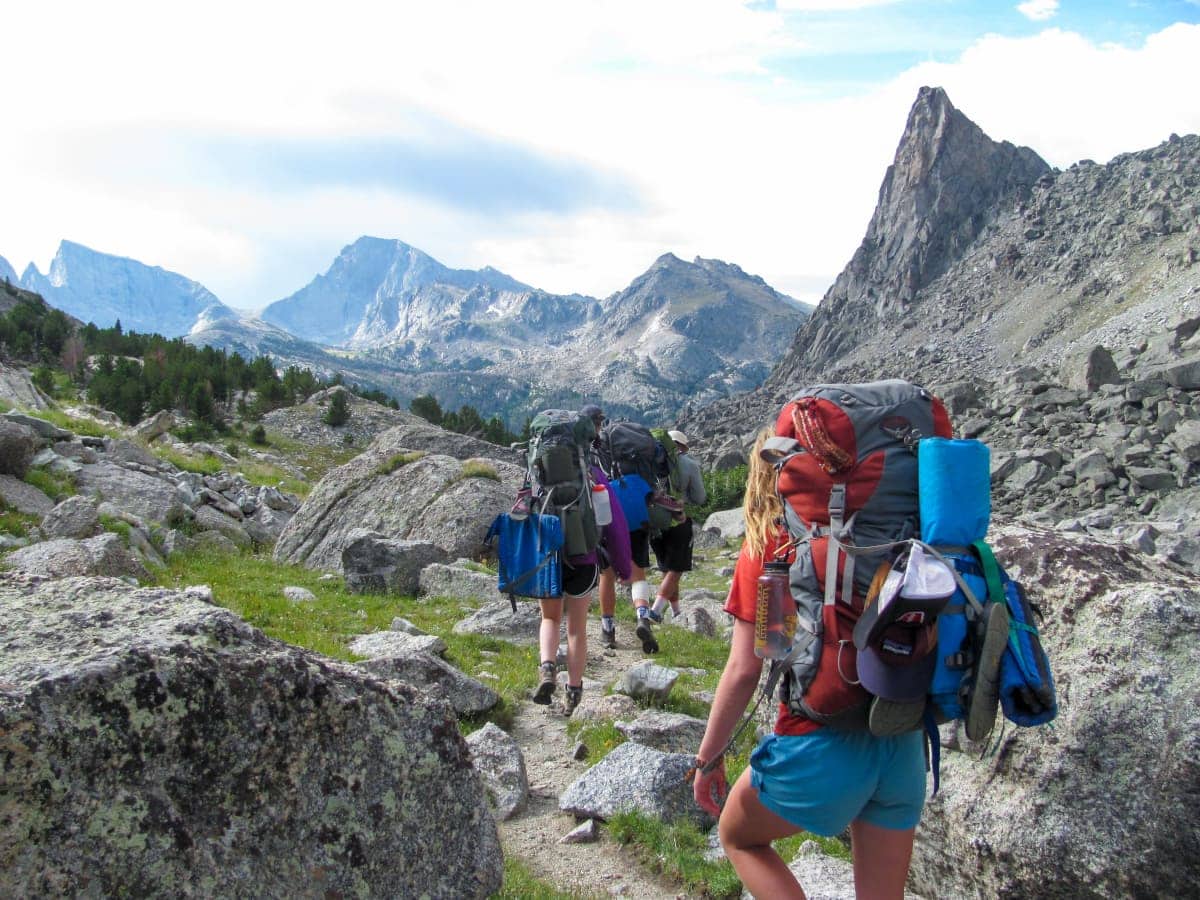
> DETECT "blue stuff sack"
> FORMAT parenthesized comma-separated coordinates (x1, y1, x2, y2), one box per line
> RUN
(997, 579, 1057, 727)
(608, 474, 651, 532)
(929, 551, 986, 722)
(920, 438, 990, 547)
(487, 513, 563, 604)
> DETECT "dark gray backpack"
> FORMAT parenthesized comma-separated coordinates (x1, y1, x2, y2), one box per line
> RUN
(526, 409, 598, 557)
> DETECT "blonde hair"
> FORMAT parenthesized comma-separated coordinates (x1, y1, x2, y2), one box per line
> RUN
(742, 427, 783, 559)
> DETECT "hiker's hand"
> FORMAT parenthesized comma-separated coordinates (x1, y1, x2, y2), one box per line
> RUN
(693, 759, 728, 817)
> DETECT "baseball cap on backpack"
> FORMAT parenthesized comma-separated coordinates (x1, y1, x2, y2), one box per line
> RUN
(853, 544, 955, 704)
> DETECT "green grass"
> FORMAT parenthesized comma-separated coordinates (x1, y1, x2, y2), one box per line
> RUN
(491, 858, 600, 899)
(0, 503, 39, 538)
(99, 514, 133, 546)
(151, 549, 538, 728)
(376, 451, 427, 475)
(230, 457, 310, 497)
(23, 468, 75, 502)
(261, 431, 360, 480)
(459, 460, 500, 482)
(18, 406, 119, 438)
(608, 811, 743, 899)
(152, 446, 224, 475)
(565, 720, 625, 763)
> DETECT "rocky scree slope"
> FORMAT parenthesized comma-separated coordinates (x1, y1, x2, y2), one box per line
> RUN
(684, 86, 1200, 441)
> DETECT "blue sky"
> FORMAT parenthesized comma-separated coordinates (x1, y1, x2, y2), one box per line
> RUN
(2, 1, 1198, 311)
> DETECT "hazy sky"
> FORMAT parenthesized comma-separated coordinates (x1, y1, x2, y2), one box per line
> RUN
(3, 1, 1198, 311)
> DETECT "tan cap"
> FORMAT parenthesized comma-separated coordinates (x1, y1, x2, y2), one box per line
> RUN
(668, 429, 688, 447)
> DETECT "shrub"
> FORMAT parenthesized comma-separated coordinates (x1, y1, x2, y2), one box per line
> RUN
(249, 424, 267, 446)
(225, 442, 240, 458)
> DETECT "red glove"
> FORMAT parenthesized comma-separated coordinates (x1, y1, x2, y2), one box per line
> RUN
(692, 758, 728, 817)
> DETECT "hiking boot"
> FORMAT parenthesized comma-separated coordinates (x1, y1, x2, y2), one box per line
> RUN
(564, 685, 583, 716)
(635, 617, 659, 654)
(510, 488, 533, 521)
(600, 622, 617, 649)
(645, 608, 663, 624)
(532, 661, 557, 705)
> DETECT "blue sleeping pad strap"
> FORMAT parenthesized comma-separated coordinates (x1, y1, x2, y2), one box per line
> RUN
(504, 548, 557, 613)
(924, 705, 941, 797)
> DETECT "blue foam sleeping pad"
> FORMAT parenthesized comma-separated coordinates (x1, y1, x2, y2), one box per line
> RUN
(919, 438, 990, 546)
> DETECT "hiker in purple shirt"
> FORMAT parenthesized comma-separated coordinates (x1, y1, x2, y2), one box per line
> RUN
(531, 463, 631, 715)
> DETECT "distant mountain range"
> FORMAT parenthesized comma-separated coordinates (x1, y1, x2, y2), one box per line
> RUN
(18, 241, 239, 338)
(3, 236, 810, 425)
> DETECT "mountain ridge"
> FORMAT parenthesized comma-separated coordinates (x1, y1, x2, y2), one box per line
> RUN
(20, 240, 239, 338)
(681, 87, 1200, 452)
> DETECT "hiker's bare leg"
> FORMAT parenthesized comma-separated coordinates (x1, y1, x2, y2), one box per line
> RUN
(538, 598, 563, 664)
(849, 818, 915, 900)
(599, 568, 616, 618)
(565, 591, 591, 685)
(719, 768, 805, 899)
(660, 570, 681, 603)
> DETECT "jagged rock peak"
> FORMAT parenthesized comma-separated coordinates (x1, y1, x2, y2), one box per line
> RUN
(770, 86, 1051, 381)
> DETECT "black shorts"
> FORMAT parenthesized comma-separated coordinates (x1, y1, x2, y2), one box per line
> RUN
(651, 518, 694, 573)
(628, 528, 650, 570)
(562, 560, 599, 597)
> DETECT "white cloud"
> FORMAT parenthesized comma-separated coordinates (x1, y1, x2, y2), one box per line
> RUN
(1017, 0, 1059, 22)
(0, 3, 1197, 312)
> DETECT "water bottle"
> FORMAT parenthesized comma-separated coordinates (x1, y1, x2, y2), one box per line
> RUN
(591, 484, 613, 527)
(755, 561, 796, 660)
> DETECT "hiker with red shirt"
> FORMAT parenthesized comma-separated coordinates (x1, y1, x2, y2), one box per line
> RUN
(692, 428, 926, 900)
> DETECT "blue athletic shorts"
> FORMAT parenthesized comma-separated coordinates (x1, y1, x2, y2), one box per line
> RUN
(748, 729, 926, 836)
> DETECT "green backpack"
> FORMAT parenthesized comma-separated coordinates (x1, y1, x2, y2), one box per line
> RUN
(526, 409, 599, 557)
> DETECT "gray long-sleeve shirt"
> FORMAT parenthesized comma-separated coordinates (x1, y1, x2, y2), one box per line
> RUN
(676, 451, 706, 506)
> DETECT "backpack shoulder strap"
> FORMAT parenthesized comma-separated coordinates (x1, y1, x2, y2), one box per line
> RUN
(970, 540, 1006, 605)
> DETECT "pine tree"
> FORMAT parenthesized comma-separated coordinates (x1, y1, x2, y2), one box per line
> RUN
(323, 389, 351, 427)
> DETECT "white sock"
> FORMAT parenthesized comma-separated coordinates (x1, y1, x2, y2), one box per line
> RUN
(670, 601, 681, 617)
(651, 596, 669, 616)
(602, 615, 614, 630)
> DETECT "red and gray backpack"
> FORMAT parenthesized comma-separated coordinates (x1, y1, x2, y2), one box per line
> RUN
(760, 380, 952, 730)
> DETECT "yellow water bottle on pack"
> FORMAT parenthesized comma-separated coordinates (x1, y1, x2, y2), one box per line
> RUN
(754, 561, 796, 660)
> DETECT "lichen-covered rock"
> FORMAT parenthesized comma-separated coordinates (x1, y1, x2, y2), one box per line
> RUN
(348, 630, 447, 659)
(273, 429, 521, 573)
(359, 651, 498, 717)
(464, 723, 528, 821)
(703, 508, 745, 541)
(559, 742, 712, 829)
(616, 710, 708, 755)
(342, 531, 447, 595)
(615, 660, 679, 703)
(74, 460, 184, 524)
(910, 524, 1200, 900)
(0, 572, 502, 898)
(0, 473, 55, 516)
(192, 503, 252, 549)
(419, 561, 507, 604)
(40, 495, 101, 539)
(4, 533, 149, 580)
(452, 600, 543, 646)
(569, 692, 638, 724)
(0, 419, 40, 476)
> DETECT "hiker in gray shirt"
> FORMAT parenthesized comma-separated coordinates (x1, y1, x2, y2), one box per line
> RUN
(649, 430, 706, 620)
